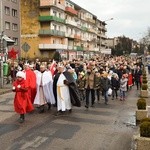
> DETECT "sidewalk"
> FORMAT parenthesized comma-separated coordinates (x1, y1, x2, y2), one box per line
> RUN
(0, 83, 12, 95)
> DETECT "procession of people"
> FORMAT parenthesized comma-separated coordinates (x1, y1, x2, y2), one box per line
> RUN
(10, 55, 143, 123)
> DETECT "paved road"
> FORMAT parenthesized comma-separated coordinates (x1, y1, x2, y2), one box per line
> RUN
(0, 86, 139, 150)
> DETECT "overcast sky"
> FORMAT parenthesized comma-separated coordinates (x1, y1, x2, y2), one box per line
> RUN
(72, 0, 150, 41)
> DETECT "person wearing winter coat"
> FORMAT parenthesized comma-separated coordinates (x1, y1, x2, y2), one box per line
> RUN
(134, 65, 142, 90)
(100, 72, 111, 105)
(119, 74, 128, 101)
(84, 68, 96, 108)
(94, 71, 101, 102)
(76, 71, 86, 101)
(111, 73, 120, 100)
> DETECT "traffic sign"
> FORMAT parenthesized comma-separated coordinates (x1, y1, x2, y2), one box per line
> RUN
(22, 42, 30, 52)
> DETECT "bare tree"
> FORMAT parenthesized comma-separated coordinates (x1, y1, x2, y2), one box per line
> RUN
(140, 27, 150, 53)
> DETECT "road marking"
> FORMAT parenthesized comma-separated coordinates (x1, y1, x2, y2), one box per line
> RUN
(20, 136, 48, 149)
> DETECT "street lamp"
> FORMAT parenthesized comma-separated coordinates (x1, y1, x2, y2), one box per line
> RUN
(102, 18, 114, 23)
(100, 18, 114, 54)
(0, 31, 4, 88)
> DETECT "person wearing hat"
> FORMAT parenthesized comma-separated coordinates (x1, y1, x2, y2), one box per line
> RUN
(12, 71, 34, 123)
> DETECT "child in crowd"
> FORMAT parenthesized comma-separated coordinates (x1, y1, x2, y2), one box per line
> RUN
(120, 74, 128, 101)
(12, 71, 34, 123)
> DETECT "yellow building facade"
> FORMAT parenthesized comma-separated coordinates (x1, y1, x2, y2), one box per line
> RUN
(20, 0, 107, 60)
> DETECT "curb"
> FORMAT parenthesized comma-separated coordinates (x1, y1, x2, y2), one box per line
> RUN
(0, 89, 12, 95)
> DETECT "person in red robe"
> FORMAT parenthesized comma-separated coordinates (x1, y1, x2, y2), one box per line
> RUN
(23, 63, 36, 104)
(128, 71, 133, 90)
(12, 71, 34, 123)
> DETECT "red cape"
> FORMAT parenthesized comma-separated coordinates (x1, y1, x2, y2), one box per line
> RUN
(24, 69, 37, 104)
(13, 79, 34, 114)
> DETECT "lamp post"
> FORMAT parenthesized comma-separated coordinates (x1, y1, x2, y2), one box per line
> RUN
(102, 18, 113, 23)
(0, 31, 4, 88)
(100, 18, 114, 54)
(0, 0, 4, 88)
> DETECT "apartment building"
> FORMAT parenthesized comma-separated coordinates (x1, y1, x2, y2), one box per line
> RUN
(21, 0, 107, 60)
(106, 37, 119, 49)
(0, 0, 20, 56)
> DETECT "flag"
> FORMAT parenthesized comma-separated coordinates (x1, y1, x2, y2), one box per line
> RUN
(8, 48, 18, 59)
(50, 60, 56, 76)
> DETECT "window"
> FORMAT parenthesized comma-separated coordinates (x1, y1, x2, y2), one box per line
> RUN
(58, 26, 61, 31)
(53, 24, 57, 30)
(53, 10, 57, 16)
(12, 38, 18, 45)
(5, 6, 10, 15)
(12, 23, 18, 31)
(5, 22, 10, 30)
(12, 9, 17, 17)
(58, 13, 61, 18)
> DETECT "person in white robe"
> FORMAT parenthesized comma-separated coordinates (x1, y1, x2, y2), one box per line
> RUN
(55, 64, 72, 115)
(34, 65, 55, 113)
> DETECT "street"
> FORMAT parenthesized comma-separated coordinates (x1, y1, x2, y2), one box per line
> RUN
(0, 87, 139, 150)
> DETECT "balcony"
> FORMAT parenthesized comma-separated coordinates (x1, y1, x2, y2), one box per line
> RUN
(65, 6, 78, 15)
(39, 43, 67, 50)
(86, 18, 96, 24)
(93, 48, 99, 51)
(82, 37, 88, 41)
(74, 46, 84, 51)
(40, 0, 65, 10)
(81, 26, 88, 31)
(39, 16, 65, 23)
(65, 33, 74, 39)
(101, 41, 107, 46)
(39, 29, 65, 37)
(88, 28, 96, 33)
(66, 20, 77, 27)
(74, 34, 81, 40)
(100, 34, 107, 39)
(91, 38, 99, 43)
(102, 27, 107, 32)
(68, 45, 73, 50)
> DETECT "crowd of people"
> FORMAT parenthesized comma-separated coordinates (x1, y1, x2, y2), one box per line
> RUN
(8, 55, 144, 123)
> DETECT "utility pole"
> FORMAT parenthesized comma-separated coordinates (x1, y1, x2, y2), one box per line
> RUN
(0, 0, 4, 88)
(0, 32, 4, 88)
(100, 18, 114, 54)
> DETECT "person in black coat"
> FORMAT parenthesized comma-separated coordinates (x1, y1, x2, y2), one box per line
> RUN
(100, 72, 111, 105)
(111, 73, 120, 100)
(53, 64, 81, 115)
(134, 65, 142, 90)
